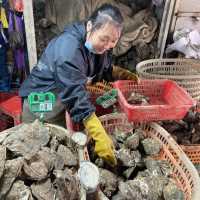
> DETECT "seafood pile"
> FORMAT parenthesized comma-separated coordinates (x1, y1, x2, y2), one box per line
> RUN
(127, 92, 150, 105)
(161, 111, 200, 145)
(0, 120, 80, 200)
(88, 127, 184, 200)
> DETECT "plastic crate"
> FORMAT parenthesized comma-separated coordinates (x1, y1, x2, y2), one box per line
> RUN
(98, 113, 200, 200)
(113, 80, 195, 122)
(0, 93, 22, 125)
(136, 58, 200, 100)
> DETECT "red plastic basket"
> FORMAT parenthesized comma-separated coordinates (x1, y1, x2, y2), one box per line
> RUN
(0, 92, 22, 125)
(113, 80, 196, 122)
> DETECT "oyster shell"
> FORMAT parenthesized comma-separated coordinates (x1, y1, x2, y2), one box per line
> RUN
(0, 158, 24, 199)
(6, 180, 33, 200)
(31, 178, 56, 200)
(53, 169, 80, 200)
(116, 148, 135, 167)
(2, 120, 50, 159)
(99, 168, 118, 198)
(57, 144, 78, 167)
(125, 132, 140, 150)
(163, 179, 184, 200)
(142, 138, 162, 155)
(0, 145, 6, 179)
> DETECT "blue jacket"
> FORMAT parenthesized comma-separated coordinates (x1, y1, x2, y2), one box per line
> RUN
(19, 22, 113, 122)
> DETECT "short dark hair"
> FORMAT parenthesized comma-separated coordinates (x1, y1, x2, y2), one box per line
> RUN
(88, 4, 123, 33)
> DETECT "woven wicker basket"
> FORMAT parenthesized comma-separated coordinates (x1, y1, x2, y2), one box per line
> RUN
(136, 58, 200, 100)
(98, 113, 200, 200)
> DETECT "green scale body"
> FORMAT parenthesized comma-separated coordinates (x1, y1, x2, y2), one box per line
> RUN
(96, 89, 118, 109)
(28, 92, 56, 122)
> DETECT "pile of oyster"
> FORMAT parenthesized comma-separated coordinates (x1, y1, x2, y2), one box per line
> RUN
(127, 92, 150, 105)
(0, 120, 80, 200)
(161, 110, 200, 145)
(160, 110, 200, 179)
(88, 128, 185, 200)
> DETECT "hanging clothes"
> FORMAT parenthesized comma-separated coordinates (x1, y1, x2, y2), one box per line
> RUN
(0, 3, 10, 91)
(8, 10, 26, 84)
(0, 44, 10, 91)
(0, 5, 8, 45)
(0, 7, 8, 28)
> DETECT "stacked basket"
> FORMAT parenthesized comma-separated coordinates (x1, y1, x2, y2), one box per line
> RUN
(136, 58, 200, 100)
(136, 58, 200, 166)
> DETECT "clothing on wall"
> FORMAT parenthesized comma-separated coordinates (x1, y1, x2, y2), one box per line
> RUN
(0, 3, 10, 91)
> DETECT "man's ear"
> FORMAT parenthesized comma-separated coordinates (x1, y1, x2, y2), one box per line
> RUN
(86, 21, 92, 32)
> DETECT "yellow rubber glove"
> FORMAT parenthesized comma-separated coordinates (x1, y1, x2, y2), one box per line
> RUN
(112, 65, 140, 82)
(83, 113, 117, 166)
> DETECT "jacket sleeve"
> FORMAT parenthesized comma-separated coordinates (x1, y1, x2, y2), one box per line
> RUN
(55, 61, 95, 123)
(54, 38, 95, 123)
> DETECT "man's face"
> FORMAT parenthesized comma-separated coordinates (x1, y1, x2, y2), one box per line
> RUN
(86, 22, 121, 54)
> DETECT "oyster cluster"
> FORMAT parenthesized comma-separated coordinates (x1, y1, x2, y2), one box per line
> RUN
(0, 120, 80, 200)
(161, 111, 200, 145)
(127, 92, 150, 105)
(88, 128, 184, 200)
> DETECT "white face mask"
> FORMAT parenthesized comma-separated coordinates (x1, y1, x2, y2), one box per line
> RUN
(84, 41, 97, 54)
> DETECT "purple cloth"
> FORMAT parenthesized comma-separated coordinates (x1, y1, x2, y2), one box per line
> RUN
(14, 48, 25, 70)
(8, 11, 25, 70)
